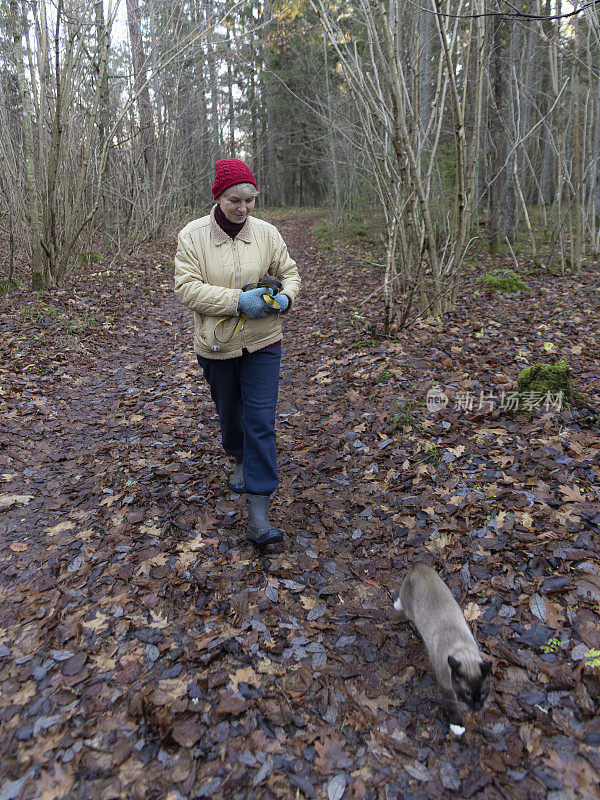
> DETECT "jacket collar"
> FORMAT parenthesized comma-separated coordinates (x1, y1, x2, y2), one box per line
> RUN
(210, 205, 253, 245)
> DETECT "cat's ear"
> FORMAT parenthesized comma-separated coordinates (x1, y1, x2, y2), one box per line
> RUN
(480, 660, 492, 677)
(448, 655, 462, 673)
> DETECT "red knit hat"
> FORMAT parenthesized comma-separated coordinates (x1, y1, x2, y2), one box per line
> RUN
(212, 158, 257, 199)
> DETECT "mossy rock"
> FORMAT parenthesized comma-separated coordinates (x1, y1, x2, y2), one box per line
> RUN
(516, 362, 583, 410)
(476, 269, 529, 292)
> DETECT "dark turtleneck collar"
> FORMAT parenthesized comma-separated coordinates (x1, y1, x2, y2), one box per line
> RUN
(214, 203, 246, 238)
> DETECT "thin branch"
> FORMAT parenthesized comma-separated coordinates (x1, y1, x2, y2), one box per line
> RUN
(405, 0, 600, 21)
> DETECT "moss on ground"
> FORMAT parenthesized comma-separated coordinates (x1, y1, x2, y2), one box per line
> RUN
(477, 269, 529, 292)
(516, 362, 583, 409)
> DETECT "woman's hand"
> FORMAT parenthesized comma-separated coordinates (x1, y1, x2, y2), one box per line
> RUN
(237, 287, 272, 319)
(267, 293, 289, 313)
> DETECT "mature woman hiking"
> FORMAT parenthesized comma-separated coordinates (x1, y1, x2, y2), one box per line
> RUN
(174, 158, 301, 546)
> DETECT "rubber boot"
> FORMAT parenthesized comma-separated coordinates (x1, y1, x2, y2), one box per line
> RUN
(228, 457, 245, 493)
(245, 493, 283, 546)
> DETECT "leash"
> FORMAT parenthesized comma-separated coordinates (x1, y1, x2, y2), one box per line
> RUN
(214, 278, 283, 344)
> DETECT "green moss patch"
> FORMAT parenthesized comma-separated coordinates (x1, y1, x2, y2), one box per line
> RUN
(79, 250, 103, 267)
(476, 269, 529, 292)
(0, 278, 20, 295)
(516, 362, 583, 410)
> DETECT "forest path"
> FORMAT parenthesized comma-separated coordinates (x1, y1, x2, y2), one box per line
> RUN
(1, 214, 599, 799)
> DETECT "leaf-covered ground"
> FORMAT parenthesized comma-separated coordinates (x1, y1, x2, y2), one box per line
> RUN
(1, 213, 599, 800)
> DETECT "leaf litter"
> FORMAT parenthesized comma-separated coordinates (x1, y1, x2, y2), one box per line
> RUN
(0, 218, 599, 799)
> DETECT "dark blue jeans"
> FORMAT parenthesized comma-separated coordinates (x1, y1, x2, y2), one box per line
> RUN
(197, 346, 281, 495)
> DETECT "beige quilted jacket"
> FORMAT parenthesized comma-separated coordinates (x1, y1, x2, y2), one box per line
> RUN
(174, 207, 301, 359)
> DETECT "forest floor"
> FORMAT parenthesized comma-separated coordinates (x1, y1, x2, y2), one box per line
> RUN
(1, 211, 600, 800)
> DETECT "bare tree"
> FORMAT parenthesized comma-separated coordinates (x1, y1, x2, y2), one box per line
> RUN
(313, 0, 486, 325)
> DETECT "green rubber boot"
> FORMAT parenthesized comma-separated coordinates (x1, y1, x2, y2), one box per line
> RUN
(228, 457, 245, 493)
(245, 493, 283, 546)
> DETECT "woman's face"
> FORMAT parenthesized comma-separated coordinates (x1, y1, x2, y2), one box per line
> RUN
(218, 189, 256, 223)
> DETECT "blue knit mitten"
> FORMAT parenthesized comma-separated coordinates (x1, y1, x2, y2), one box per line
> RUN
(267, 293, 289, 313)
(238, 287, 272, 319)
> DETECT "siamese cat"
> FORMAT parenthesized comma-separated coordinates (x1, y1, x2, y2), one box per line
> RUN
(394, 562, 492, 731)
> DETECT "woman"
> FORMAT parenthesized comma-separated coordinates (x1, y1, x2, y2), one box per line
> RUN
(174, 158, 301, 546)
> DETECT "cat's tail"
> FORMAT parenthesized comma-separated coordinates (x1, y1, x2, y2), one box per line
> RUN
(393, 596, 403, 611)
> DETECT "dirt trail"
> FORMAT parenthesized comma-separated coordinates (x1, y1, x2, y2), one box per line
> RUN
(1, 215, 598, 799)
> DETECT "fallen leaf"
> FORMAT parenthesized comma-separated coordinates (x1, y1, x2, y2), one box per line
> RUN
(355, 693, 393, 714)
(265, 585, 279, 603)
(314, 734, 352, 774)
(529, 593, 547, 622)
(518, 511, 534, 529)
(307, 604, 327, 621)
(404, 761, 432, 781)
(230, 666, 259, 692)
(45, 521, 76, 537)
(559, 484, 584, 503)
(37, 764, 74, 800)
(171, 719, 202, 747)
(327, 773, 346, 800)
(464, 601, 481, 622)
(252, 758, 273, 788)
(256, 658, 286, 677)
(0, 494, 34, 511)
(61, 652, 88, 676)
(215, 690, 250, 716)
(519, 722, 543, 756)
(440, 760, 461, 790)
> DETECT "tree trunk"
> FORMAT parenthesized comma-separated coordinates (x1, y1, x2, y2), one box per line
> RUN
(95, 0, 111, 253)
(418, 7, 432, 140)
(502, 17, 519, 242)
(9, 0, 44, 287)
(263, 0, 280, 205)
(539, 0, 554, 207)
(126, 0, 157, 192)
(571, 8, 582, 271)
(249, 15, 259, 180)
(227, 26, 236, 157)
(488, 11, 503, 254)
(323, 35, 341, 219)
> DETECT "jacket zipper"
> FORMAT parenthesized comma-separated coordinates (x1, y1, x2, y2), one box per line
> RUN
(232, 239, 244, 346)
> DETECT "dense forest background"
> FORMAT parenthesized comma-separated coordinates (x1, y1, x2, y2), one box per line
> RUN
(1, 0, 600, 319)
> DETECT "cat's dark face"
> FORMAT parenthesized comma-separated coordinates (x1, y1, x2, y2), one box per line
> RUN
(448, 656, 492, 711)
